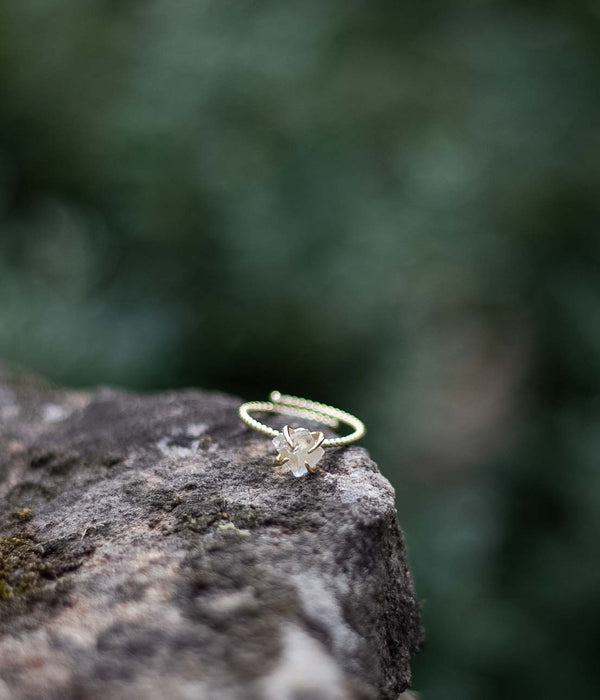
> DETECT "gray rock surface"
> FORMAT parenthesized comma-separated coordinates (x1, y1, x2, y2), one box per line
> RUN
(0, 369, 422, 700)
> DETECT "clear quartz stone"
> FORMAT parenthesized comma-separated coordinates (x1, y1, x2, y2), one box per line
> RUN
(272, 432, 290, 453)
(272, 427, 324, 478)
(289, 428, 314, 451)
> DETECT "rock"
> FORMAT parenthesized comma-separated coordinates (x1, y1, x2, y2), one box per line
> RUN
(0, 368, 423, 699)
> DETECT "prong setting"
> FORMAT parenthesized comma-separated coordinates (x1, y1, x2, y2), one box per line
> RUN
(308, 431, 325, 453)
(272, 425, 325, 477)
(282, 424, 295, 449)
(305, 461, 319, 474)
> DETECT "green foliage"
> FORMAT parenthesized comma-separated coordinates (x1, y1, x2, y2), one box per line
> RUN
(1, 2, 599, 697)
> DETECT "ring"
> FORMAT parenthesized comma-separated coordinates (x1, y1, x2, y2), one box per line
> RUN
(238, 391, 366, 477)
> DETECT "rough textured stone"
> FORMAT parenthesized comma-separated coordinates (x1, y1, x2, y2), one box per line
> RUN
(0, 368, 423, 700)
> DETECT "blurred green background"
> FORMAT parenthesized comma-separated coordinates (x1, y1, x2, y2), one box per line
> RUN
(1, 1, 599, 698)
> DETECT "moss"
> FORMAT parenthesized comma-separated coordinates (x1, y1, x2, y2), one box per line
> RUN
(0, 530, 92, 627)
(15, 507, 34, 521)
(217, 522, 250, 536)
(0, 532, 44, 601)
(0, 580, 13, 600)
(176, 503, 258, 535)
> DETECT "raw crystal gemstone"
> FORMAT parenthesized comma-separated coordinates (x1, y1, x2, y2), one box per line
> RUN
(288, 428, 314, 451)
(272, 427, 325, 477)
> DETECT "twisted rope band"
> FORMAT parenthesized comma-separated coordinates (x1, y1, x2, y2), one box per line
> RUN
(239, 391, 365, 448)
